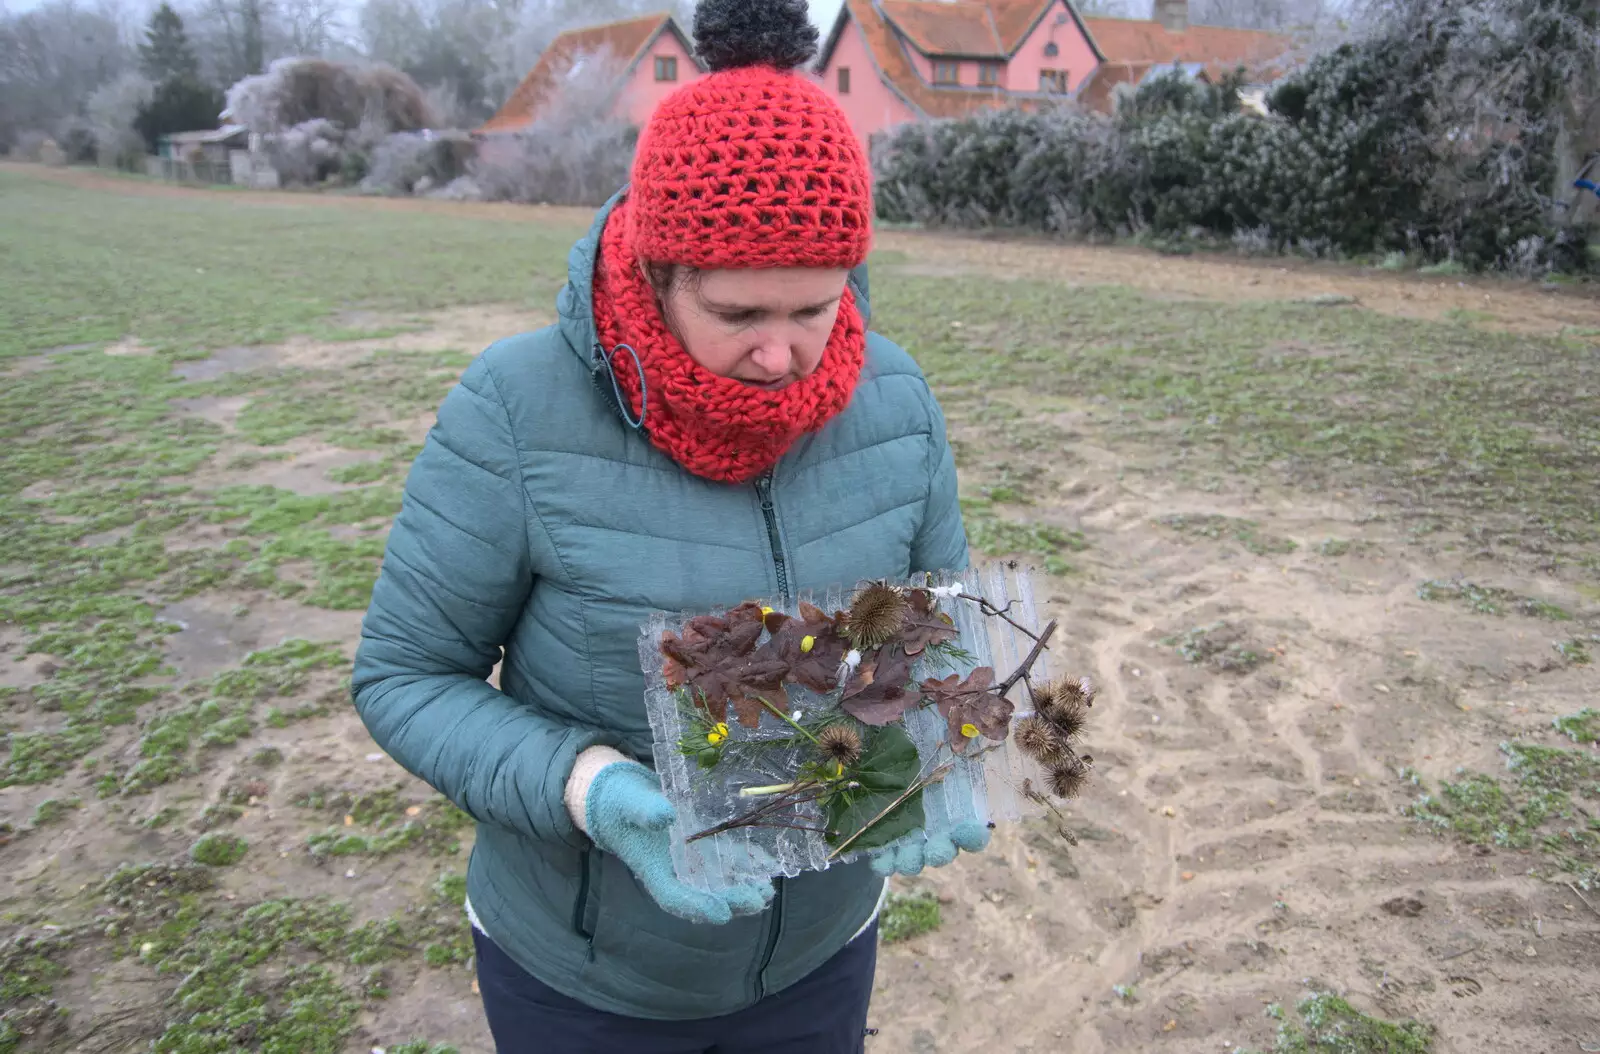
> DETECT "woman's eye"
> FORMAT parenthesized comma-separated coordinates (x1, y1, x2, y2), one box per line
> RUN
(719, 311, 758, 326)
(795, 306, 828, 321)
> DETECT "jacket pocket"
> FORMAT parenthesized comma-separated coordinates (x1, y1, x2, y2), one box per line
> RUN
(573, 849, 601, 956)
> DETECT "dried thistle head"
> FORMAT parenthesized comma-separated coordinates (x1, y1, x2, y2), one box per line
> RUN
(817, 724, 863, 765)
(842, 582, 908, 649)
(1013, 715, 1071, 767)
(1047, 756, 1092, 799)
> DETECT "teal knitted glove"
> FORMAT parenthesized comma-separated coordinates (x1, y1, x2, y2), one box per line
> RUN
(585, 762, 775, 924)
(868, 821, 990, 877)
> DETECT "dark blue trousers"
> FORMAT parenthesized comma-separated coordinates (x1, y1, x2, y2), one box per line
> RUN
(471, 923, 878, 1054)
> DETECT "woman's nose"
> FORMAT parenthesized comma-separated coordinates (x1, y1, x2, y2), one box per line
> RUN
(748, 335, 794, 377)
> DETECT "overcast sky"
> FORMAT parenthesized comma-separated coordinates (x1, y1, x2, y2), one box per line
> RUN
(809, 0, 843, 32)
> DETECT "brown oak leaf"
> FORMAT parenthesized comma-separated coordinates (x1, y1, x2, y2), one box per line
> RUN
(899, 588, 959, 656)
(760, 602, 849, 694)
(840, 646, 918, 726)
(922, 667, 1013, 753)
(658, 602, 769, 724)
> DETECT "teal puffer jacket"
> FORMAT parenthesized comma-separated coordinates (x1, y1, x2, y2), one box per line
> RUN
(351, 192, 968, 1021)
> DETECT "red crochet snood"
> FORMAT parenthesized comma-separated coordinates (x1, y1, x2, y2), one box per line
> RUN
(591, 197, 867, 486)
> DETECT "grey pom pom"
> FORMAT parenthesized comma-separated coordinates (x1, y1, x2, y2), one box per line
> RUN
(693, 0, 819, 73)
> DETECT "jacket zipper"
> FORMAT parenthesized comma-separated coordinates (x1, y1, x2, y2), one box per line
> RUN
(754, 471, 790, 603)
(753, 469, 789, 999)
(753, 876, 786, 1000)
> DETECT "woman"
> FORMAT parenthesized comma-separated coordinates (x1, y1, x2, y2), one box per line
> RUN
(351, 1, 987, 1049)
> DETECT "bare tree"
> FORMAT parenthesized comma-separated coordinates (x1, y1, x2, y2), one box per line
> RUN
(1190, 0, 1348, 30)
(0, 0, 132, 150)
(278, 0, 345, 55)
(85, 69, 152, 164)
(1075, 0, 1136, 14)
(192, 0, 272, 85)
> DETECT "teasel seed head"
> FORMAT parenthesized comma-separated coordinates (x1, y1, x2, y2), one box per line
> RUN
(842, 582, 908, 649)
(818, 724, 863, 766)
(1013, 715, 1071, 767)
(1047, 755, 1092, 799)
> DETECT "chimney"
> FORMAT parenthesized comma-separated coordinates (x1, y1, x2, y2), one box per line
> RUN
(1154, 0, 1188, 31)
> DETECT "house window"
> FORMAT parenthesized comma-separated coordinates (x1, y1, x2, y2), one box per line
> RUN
(1044, 41, 1059, 57)
(978, 62, 1002, 87)
(932, 60, 960, 85)
(654, 56, 677, 82)
(838, 66, 851, 94)
(1039, 69, 1069, 94)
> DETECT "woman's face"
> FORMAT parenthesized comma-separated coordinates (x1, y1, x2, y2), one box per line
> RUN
(658, 267, 850, 391)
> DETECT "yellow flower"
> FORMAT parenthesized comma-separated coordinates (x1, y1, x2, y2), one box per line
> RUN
(706, 722, 729, 746)
(960, 722, 981, 739)
(761, 606, 774, 616)
(801, 635, 815, 653)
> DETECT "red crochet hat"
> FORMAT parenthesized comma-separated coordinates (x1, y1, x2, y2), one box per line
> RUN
(627, 0, 873, 271)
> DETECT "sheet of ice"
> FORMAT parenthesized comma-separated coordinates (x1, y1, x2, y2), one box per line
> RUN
(639, 562, 1051, 894)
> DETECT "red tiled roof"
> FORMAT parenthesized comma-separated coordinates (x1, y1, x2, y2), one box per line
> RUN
(823, 1, 1289, 124)
(1082, 16, 1289, 74)
(478, 12, 679, 134)
(1073, 61, 1152, 113)
(833, 0, 1012, 120)
(879, 1, 1003, 59)
(988, 0, 1061, 54)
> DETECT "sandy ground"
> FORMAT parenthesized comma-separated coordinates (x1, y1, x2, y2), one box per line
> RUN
(866, 470, 1599, 1053)
(3, 167, 1598, 1053)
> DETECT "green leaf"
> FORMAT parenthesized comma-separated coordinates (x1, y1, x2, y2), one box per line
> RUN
(826, 725, 924, 851)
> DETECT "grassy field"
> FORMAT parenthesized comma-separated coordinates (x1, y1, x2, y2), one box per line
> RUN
(1, 166, 1597, 1053)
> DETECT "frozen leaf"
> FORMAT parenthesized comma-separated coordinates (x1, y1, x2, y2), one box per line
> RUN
(898, 588, 959, 656)
(761, 603, 849, 694)
(840, 647, 918, 726)
(658, 602, 771, 725)
(923, 667, 1012, 752)
(825, 724, 924, 850)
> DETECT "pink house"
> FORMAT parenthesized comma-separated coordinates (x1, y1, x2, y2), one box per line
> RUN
(816, 0, 1291, 144)
(478, 13, 703, 134)
(479, 3, 1291, 145)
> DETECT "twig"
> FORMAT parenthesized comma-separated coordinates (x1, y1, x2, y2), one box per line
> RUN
(997, 618, 1058, 698)
(758, 821, 832, 835)
(826, 762, 954, 861)
(956, 592, 1043, 643)
(685, 783, 827, 843)
(1568, 882, 1600, 922)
